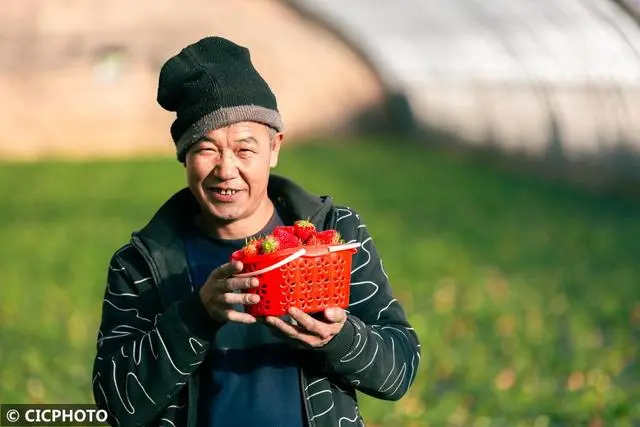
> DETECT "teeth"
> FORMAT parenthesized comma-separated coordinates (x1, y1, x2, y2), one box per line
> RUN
(217, 189, 237, 195)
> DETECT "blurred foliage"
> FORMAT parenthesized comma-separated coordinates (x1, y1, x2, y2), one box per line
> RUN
(0, 139, 639, 426)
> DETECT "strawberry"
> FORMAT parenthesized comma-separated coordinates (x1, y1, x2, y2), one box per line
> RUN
(274, 231, 302, 250)
(274, 225, 295, 235)
(260, 235, 280, 254)
(273, 227, 295, 240)
(231, 249, 244, 261)
(271, 227, 302, 249)
(293, 220, 316, 242)
(315, 230, 343, 245)
(241, 238, 261, 259)
(305, 235, 322, 246)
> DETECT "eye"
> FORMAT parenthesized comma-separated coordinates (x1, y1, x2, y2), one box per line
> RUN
(197, 147, 217, 154)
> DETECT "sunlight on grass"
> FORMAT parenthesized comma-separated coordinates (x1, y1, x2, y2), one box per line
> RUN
(1, 139, 639, 425)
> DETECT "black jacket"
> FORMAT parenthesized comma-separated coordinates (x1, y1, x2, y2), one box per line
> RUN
(92, 174, 421, 426)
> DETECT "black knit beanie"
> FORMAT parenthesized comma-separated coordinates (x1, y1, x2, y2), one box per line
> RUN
(157, 36, 284, 162)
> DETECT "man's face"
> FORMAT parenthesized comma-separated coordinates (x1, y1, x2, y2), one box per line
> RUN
(185, 121, 282, 226)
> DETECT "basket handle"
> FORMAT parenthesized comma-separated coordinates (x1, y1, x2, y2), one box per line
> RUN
(232, 248, 307, 278)
(328, 242, 361, 252)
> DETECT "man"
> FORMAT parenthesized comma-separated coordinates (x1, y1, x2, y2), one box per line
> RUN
(92, 36, 420, 427)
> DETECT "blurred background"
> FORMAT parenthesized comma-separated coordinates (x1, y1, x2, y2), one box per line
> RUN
(1, 0, 640, 425)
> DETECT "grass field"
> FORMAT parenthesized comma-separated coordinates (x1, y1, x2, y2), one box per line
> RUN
(1, 138, 639, 426)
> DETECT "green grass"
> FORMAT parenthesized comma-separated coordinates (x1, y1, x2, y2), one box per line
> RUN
(1, 138, 639, 426)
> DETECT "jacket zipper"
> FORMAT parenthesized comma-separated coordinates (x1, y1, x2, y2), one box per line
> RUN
(301, 208, 335, 427)
(299, 368, 314, 427)
(130, 235, 198, 427)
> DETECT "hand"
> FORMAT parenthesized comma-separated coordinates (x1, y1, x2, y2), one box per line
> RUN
(199, 261, 260, 324)
(265, 307, 347, 348)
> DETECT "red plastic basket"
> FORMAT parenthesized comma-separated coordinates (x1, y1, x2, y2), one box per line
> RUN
(233, 242, 361, 317)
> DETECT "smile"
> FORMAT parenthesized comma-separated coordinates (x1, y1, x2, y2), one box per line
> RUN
(214, 189, 239, 195)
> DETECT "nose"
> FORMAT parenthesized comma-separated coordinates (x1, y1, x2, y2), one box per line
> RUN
(213, 150, 238, 181)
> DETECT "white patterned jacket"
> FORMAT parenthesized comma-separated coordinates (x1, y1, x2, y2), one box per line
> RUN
(92, 174, 421, 427)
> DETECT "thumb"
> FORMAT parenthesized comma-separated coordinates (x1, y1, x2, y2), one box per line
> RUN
(209, 261, 243, 280)
(324, 307, 346, 323)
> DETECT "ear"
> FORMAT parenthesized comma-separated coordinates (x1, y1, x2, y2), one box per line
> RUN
(269, 132, 284, 168)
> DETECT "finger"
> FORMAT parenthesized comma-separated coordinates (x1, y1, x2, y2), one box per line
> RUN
(264, 317, 320, 348)
(225, 309, 257, 324)
(209, 261, 243, 280)
(324, 307, 347, 324)
(220, 277, 259, 292)
(212, 277, 260, 293)
(266, 316, 306, 340)
(220, 292, 260, 306)
(288, 308, 331, 339)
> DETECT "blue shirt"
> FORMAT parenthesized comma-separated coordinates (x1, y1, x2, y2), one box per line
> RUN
(184, 212, 305, 427)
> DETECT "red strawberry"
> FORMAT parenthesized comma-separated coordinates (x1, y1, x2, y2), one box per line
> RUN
(315, 230, 342, 245)
(293, 220, 316, 242)
(305, 235, 322, 246)
(274, 231, 302, 250)
(273, 227, 295, 240)
(231, 249, 244, 261)
(242, 238, 261, 259)
(274, 225, 295, 235)
(260, 235, 280, 254)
